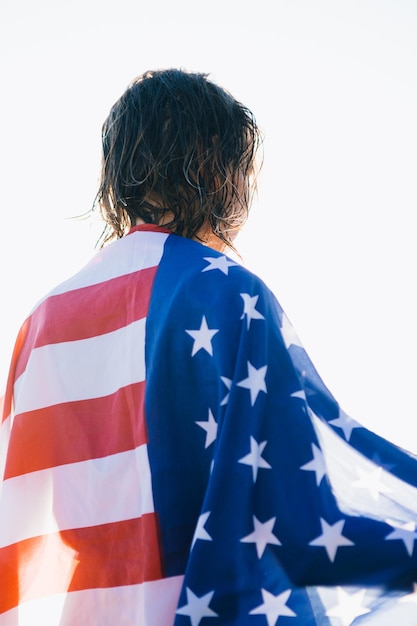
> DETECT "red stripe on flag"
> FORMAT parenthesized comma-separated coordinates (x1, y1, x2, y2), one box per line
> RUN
(0, 514, 163, 615)
(13, 266, 157, 381)
(0, 391, 6, 425)
(4, 381, 147, 479)
(1, 318, 30, 424)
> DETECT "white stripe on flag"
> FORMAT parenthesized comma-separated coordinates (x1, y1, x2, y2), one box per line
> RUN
(0, 444, 154, 548)
(0, 576, 184, 626)
(13, 317, 146, 415)
(43, 230, 169, 300)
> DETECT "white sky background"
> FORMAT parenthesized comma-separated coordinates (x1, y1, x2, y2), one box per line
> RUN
(1, 0, 416, 451)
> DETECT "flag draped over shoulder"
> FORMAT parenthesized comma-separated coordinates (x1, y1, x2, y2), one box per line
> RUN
(1, 223, 417, 625)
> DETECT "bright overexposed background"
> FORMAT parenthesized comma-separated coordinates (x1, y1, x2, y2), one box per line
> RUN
(1, 0, 416, 451)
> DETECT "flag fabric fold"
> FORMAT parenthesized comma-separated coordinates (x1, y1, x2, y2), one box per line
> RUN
(1, 224, 417, 625)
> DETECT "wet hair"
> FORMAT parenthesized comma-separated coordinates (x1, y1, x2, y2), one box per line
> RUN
(95, 68, 263, 249)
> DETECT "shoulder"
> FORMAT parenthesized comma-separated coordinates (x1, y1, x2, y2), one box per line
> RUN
(160, 233, 274, 300)
(150, 233, 284, 337)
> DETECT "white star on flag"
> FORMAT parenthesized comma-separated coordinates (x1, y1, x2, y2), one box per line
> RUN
(309, 518, 354, 562)
(237, 361, 267, 406)
(196, 409, 218, 448)
(325, 587, 370, 626)
(238, 436, 271, 482)
(280, 313, 304, 349)
(220, 376, 232, 406)
(240, 293, 265, 329)
(186, 316, 219, 356)
(241, 516, 281, 558)
(202, 255, 237, 275)
(329, 409, 361, 441)
(249, 588, 296, 625)
(385, 520, 417, 556)
(192, 511, 213, 548)
(352, 466, 392, 501)
(176, 588, 218, 625)
(300, 443, 326, 486)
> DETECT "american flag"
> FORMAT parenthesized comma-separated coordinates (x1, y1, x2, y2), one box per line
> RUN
(1, 223, 417, 625)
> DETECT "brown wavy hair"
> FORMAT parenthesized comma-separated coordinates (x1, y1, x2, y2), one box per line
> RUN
(95, 68, 263, 249)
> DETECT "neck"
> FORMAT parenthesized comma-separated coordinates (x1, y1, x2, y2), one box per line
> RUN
(135, 217, 228, 253)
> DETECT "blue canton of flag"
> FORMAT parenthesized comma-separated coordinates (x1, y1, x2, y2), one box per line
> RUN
(144, 232, 417, 625)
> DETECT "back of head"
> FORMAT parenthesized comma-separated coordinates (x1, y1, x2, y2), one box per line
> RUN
(96, 68, 262, 250)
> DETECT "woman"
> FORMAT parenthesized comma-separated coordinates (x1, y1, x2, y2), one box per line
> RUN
(1, 68, 417, 625)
